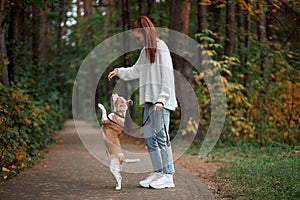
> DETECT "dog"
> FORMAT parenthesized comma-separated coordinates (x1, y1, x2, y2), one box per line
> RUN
(98, 94, 140, 190)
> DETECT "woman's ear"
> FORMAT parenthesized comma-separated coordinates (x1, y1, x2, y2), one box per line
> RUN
(127, 100, 133, 106)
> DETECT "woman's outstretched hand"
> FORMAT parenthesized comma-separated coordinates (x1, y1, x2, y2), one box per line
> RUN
(108, 69, 118, 81)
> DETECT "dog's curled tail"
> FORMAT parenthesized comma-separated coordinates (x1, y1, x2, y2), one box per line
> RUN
(98, 103, 108, 121)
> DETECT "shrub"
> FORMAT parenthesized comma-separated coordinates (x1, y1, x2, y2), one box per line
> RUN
(191, 30, 300, 146)
(0, 83, 63, 180)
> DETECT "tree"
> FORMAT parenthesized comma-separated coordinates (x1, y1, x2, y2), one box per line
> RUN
(139, 0, 155, 16)
(257, 1, 267, 42)
(236, 0, 247, 69)
(39, 7, 51, 62)
(169, 0, 192, 83)
(197, 0, 209, 33)
(257, 0, 267, 78)
(7, 2, 25, 82)
(104, 0, 114, 103)
(169, 0, 201, 140)
(0, 0, 9, 86)
(76, 0, 81, 46)
(117, 0, 130, 99)
(32, 5, 39, 66)
(225, 0, 236, 57)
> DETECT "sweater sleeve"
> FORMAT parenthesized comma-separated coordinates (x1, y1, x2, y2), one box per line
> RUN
(117, 48, 145, 81)
(156, 47, 175, 105)
(117, 65, 139, 81)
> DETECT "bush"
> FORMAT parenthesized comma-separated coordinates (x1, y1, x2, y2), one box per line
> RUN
(0, 83, 64, 180)
(190, 30, 300, 146)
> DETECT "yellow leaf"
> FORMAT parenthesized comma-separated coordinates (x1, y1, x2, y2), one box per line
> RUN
(21, 162, 26, 168)
(270, 74, 275, 79)
(199, 0, 211, 6)
(216, 3, 226, 9)
(45, 105, 50, 111)
(289, 120, 295, 126)
(2, 167, 10, 172)
(24, 116, 31, 124)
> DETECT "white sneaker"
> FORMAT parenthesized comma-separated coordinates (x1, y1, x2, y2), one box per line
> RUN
(139, 172, 163, 188)
(150, 174, 175, 189)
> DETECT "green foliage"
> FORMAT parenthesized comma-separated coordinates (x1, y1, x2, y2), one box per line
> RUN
(193, 30, 300, 146)
(0, 81, 65, 180)
(194, 31, 255, 143)
(243, 38, 300, 145)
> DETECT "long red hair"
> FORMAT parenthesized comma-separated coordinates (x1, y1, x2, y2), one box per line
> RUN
(131, 16, 158, 63)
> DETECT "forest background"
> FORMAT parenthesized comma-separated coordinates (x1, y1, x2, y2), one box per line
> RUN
(0, 1, 299, 196)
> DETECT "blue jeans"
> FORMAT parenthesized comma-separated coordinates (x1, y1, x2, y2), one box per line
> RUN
(143, 103, 175, 174)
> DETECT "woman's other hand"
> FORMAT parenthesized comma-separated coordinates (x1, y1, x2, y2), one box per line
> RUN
(108, 69, 118, 81)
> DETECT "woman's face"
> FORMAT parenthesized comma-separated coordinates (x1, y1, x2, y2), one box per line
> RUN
(132, 30, 145, 45)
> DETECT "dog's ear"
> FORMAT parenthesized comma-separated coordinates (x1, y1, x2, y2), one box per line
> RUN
(127, 100, 133, 106)
(112, 94, 119, 102)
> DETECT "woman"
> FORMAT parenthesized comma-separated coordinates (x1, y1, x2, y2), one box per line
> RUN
(108, 16, 177, 189)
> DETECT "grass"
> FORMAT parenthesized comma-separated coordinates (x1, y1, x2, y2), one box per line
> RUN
(187, 141, 300, 200)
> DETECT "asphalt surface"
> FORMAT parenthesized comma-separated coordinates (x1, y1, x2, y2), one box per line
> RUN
(0, 120, 215, 200)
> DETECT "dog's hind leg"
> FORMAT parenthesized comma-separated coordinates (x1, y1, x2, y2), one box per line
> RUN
(110, 158, 122, 190)
(124, 158, 141, 163)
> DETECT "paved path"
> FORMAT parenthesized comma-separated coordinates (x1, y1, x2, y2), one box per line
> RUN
(0, 120, 215, 200)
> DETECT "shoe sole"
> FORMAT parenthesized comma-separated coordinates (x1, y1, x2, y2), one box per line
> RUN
(149, 183, 175, 189)
(139, 183, 150, 188)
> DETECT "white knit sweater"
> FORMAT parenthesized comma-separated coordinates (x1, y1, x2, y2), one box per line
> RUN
(117, 40, 178, 110)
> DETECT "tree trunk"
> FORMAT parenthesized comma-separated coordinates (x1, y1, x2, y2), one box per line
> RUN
(75, 0, 83, 118)
(242, 0, 252, 87)
(138, 0, 146, 15)
(0, 0, 9, 87)
(170, 0, 200, 140)
(138, 0, 155, 16)
(7, 3, 24, 82)
(225, 0, 236, 57)
(266, 4, 276, 44)
(76, 0, 81, 46)
(257, 1, 267, 78)
(257, 2, 267, 42)
(117, 0, 129, 98)
(169, 0, 192, 82)
(197, 0, 208, 33)
(104, 0, 113, 98)
(83, 0, 93, 48)
(39, 8, 50, 62)
(211, 1, 223, 60)
(32, 5, 39, 66)
(169, 0, 191, 78)
(83, 0, 96, 119)
(236, 2, 246, 71)
(57, 1, 66, 52)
